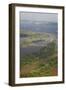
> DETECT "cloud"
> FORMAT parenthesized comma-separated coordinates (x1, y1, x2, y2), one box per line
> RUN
(20, 12, 58, 23)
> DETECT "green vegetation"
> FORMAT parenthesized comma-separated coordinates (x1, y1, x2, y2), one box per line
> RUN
(20, 31, 53, 47)
(20, 41, 58, 77)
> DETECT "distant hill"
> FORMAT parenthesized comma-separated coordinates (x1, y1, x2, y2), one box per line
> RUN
(20, 20, 58, 34)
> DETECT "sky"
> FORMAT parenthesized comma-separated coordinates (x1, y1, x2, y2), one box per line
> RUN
(20, 12, 58, 23)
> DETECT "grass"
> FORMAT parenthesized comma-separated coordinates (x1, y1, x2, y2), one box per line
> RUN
(20, 41, 58, 77)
